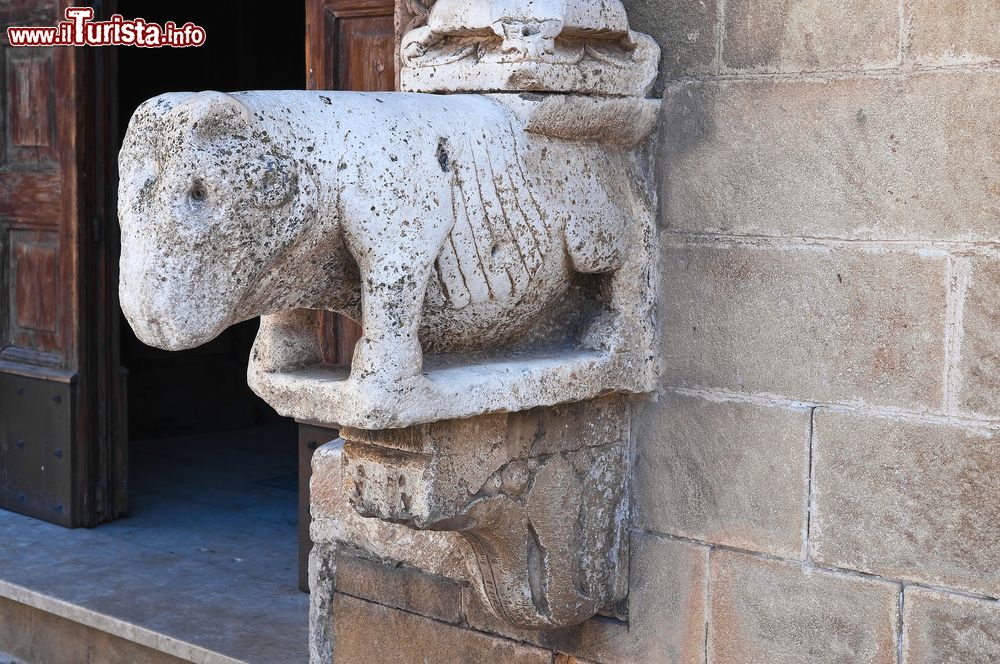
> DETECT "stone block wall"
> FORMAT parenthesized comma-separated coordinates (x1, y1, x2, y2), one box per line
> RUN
(630, 0, 1000, 661)
(315, 2, 1000, 662)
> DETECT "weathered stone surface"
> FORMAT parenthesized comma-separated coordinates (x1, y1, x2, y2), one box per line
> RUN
(903, 587, 1000, 664)
(554, 655, 599, 664)
(341, 398, 630, 630)
(811, 411, 1000, 597)
(662, 241, 947, 410)
(333, 593, 552, 664)
(119, 87, 657, 430)
(309, 543, 337, 664)
(958, 256, 1000, 419)
(633, 392, 810, 558)
(466, 533, 708, 664)
(708, 550, 899, 663)
(909, 0, 1000, 65)
(722, 0, 898, 71)
(334, 551, 466, 624)
(310, 440, 472, 582)
(399, 0, 659, 96)
(622, 0, 718, 84)
(121, 0, 659, 640)
(0, 597, 187, 664)
(662, 72, 1000, 241)
(342, 397, 628, 525)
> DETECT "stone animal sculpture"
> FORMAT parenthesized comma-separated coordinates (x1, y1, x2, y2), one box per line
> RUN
(119, 90, 655, 428)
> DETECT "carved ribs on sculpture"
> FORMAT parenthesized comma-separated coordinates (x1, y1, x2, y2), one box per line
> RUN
(119, 90, 651, 428)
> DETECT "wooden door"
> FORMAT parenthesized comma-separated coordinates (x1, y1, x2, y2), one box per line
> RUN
(298, 0, 396, 590)
(0, 0, 125, 527)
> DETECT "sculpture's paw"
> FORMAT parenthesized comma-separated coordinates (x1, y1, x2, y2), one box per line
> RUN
(400, 26, 435, 63)
(342, 373, 439, 428)
(580, 312, 630, 353)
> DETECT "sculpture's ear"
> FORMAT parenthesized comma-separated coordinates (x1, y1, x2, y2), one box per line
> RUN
(254, 153, 298, 209)
(175, 91, 254, 143)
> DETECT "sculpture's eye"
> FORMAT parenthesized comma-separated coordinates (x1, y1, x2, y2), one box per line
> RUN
(190, 181, 207, 202)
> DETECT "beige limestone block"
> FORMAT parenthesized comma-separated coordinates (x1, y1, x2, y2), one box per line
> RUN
(722, 0, 898, 72)
(333, 593, 552, 664)
(958, 256, 1000, 419)
(633, 392, 810, 558)
(903, 587, 1000, 664)
(466, 533, 709, 664)
(662, 72, 1000, 241)
(554, 655, 600, 664)
(909, 0, 1000, 65)
(333, 551, 466, 625)
(811, 411, 1000, 598)
(662, 241, 947, 410)
(622, 0, 718, 84)
(708, 550, 900, 664)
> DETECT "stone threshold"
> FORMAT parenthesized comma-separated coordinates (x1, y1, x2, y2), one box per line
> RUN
(0, 426, 309, 664)
(0, 580, 242, 664)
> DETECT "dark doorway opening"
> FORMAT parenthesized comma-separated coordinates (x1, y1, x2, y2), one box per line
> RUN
(117, 0, 305, 438)
(112, 0, 306, 589)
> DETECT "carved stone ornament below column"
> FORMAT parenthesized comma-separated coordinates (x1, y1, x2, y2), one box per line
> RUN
(117, 0, 658, 632)
(399, 0, 659, 96)
(342, 397, 629, 629)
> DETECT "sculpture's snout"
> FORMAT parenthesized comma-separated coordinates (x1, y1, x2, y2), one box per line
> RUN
(118, 219, 234, 352)
(118, 90, 303, 354)
(119, 268, 228, 352)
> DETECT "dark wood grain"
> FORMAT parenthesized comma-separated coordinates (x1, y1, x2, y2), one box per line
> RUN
(0, 171, 63, 226)
(0, 0, 126, 526)
(10, 57, 53, 148)
(11, 230, 60, 347)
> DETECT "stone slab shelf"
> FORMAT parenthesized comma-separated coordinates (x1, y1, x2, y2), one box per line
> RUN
(249, 346, 648, 429)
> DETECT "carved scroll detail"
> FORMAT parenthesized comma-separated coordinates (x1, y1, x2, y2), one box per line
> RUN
(341, 397, 629, 629)
(399, 0, 659, 96)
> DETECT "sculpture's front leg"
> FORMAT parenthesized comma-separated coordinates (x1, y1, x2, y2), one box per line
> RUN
(342, 198, 451, 393)
(348, 260, 428, 385)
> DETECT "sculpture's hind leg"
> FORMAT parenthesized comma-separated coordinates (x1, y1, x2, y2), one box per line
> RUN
(567, 187, 657, 392)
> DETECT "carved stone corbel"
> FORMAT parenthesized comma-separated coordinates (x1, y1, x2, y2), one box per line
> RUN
(341, 397, 629, 629)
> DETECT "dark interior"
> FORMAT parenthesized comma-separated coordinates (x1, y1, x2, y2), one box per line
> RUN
(116, 0, 305, 438)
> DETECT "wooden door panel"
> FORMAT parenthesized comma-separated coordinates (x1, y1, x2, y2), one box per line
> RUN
(0, 0, 125, 527)
(7, 50, 58, 163)
(1, 6, 69, 367)
(10, 229, 61, 354)
(0, 171, 62, 225)
(308, 0, 395, 92)
(327, 12, 394, 91)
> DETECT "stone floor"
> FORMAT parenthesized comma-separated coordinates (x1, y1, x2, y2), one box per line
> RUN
(0, 424, 309, 663)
